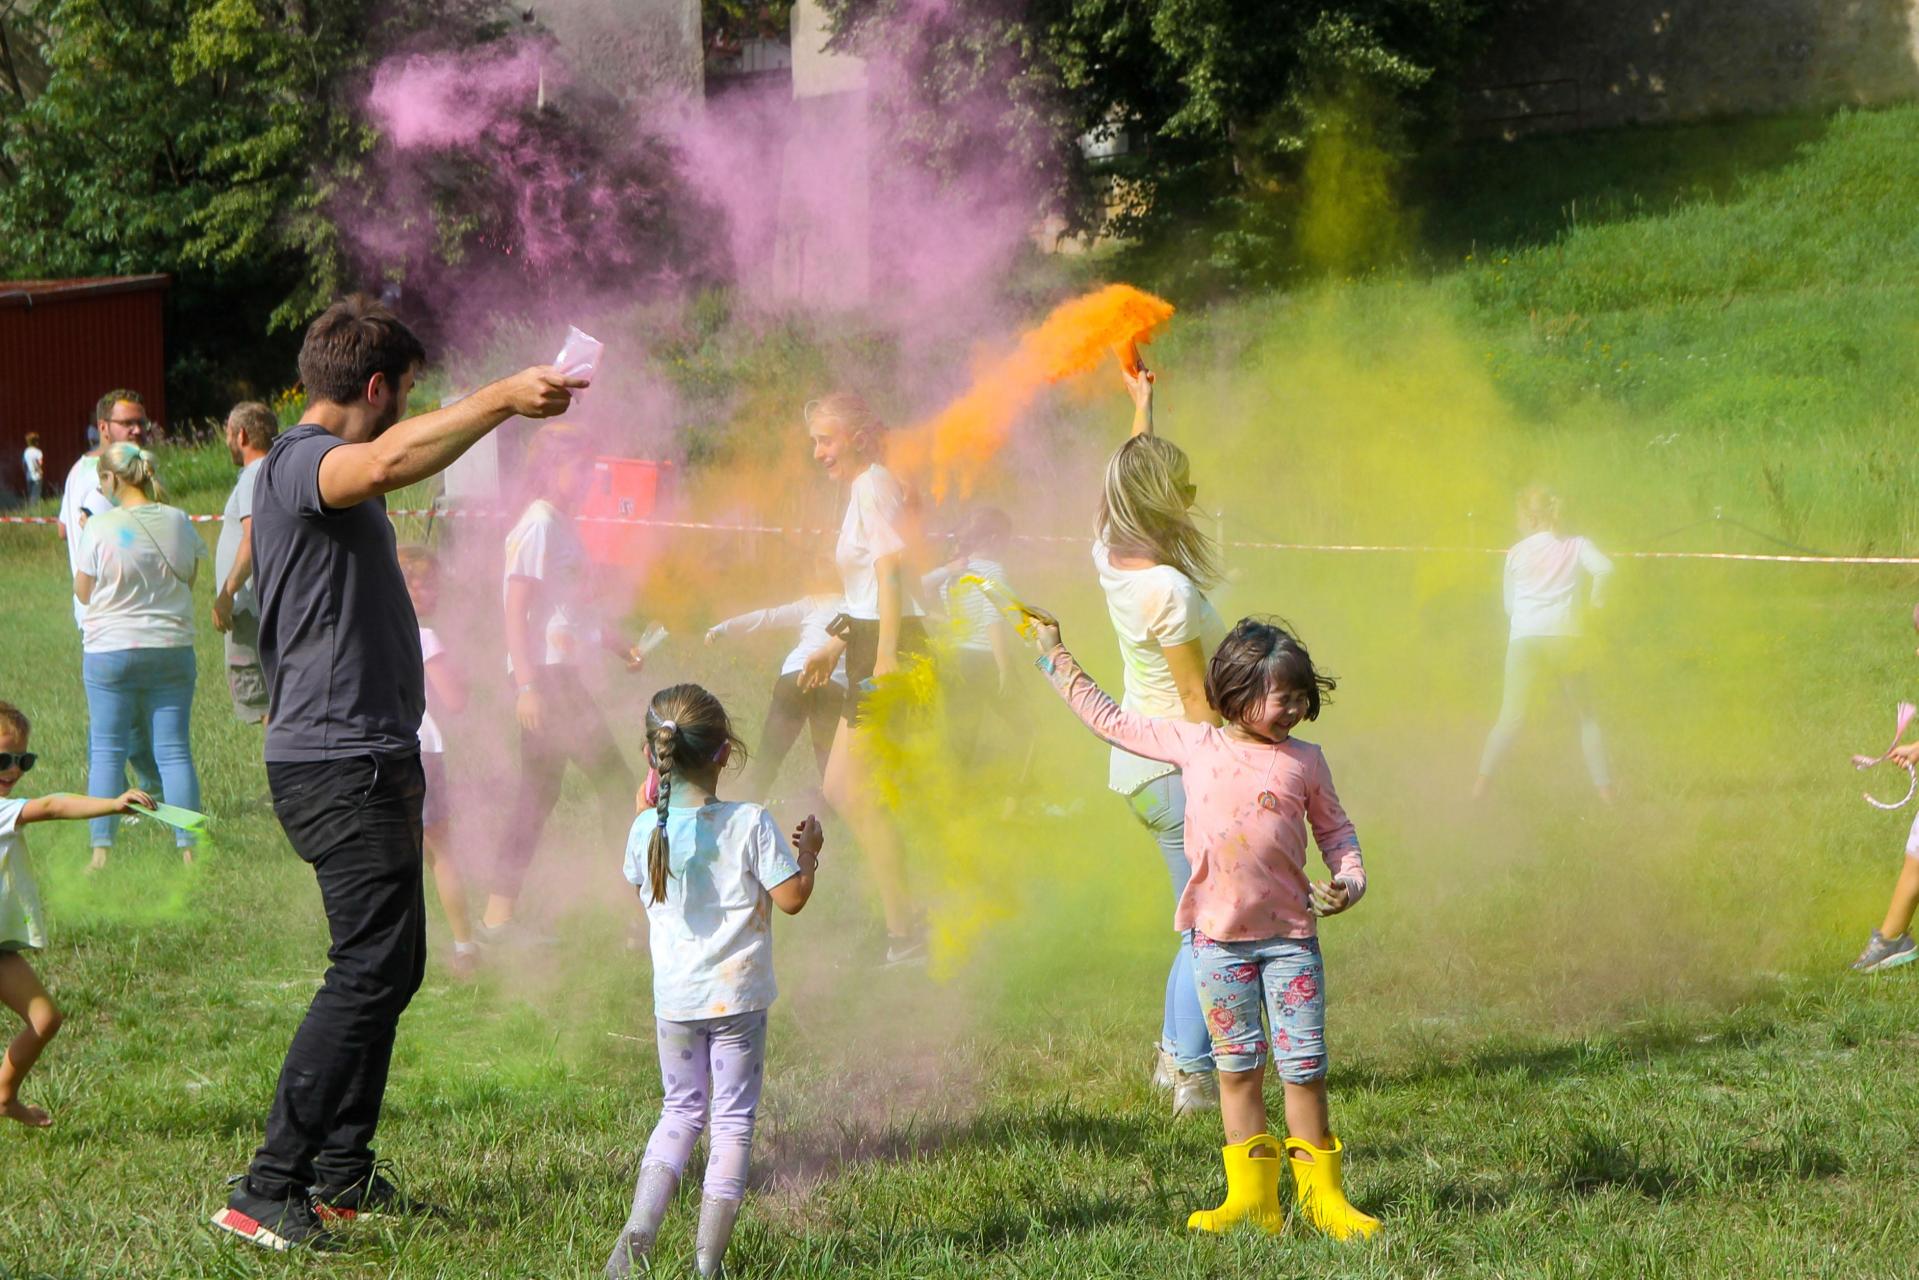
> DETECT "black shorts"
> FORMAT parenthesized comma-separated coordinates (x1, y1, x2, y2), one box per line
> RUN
(841, 616, 929, 728)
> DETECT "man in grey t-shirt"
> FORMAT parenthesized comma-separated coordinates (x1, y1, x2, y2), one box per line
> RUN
(211, 402, 278, 725)
(211, 297, 581, 1253)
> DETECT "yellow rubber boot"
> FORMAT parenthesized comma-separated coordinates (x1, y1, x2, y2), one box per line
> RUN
(1285, 1135, 1381, 1241)
(1186, 1133, 1286, 1234)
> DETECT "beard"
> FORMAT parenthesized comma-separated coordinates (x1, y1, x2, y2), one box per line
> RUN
(368, 395, 406, 440)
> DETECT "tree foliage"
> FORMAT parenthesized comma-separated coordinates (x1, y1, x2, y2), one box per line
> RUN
(824, 0, 1506, 288)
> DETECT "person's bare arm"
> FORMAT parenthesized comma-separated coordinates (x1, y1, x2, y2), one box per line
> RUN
(768, 816, 822, 915)
(1124, 366, 1154, 437)
(317, 367, 582, 508)
(799, 635, 848, 691)
(424, 652, 467, 717)
(213, 516, 253, 633)
(1160, 638, 1219, 725)
(872, 554, 903, 678)
(504, 576, 543, 733)
(73, 571, 95, 605)
(21, 788, 153, 824)
(988, 617, 1014, 692)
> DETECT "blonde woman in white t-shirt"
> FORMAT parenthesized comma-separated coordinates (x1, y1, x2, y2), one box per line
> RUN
(796, 393, 930, 966)
(1096, 367, 1227, 1116)
(73, 444, 207, 871)
(1473, 485, 1615, 802)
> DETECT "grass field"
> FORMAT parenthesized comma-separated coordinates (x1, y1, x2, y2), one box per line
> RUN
(7, 105, 1919, 1278)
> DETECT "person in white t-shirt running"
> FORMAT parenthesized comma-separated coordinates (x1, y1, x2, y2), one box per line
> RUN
(796, 393, 930, 966)
(1095, 364, 1226, 1117)
(1473, 485, 1615, 802)
(487, 424, 646, 936)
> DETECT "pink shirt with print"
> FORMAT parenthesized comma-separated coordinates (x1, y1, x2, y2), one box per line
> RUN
(1044, 648, 1366, 942)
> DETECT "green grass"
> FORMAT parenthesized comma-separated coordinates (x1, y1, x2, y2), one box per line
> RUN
(7, 103, 1919, 1277)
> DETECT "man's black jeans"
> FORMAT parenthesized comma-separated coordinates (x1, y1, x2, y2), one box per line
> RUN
(247, 752, 427, 1200)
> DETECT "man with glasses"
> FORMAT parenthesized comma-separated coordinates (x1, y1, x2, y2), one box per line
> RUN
(57, 391, 161, 793)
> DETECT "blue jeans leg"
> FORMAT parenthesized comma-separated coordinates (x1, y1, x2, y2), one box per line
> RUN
(84, 650, 136, 848)
(145, 648, 201, 847)
(1129, 773, 1213, 1073)
(83, 648, 200, 848)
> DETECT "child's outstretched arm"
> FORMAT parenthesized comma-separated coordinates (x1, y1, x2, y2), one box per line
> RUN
(1029, 612, 1199, 768)
(769, 815, 822, 915)
(21, 789, 154, 826)
(1579, 537, 1615, 609)
(1304, 751, 1365, 917)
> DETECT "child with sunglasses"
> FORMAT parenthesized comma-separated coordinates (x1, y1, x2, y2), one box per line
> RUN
(0, 701, 152, 1126)
(1025, 613, 1381, 1242)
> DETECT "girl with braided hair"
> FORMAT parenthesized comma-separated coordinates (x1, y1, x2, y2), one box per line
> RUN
(607, 684, 823, 1279)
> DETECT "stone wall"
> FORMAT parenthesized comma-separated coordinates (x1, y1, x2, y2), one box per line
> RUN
(1463, 0, 1919, 136)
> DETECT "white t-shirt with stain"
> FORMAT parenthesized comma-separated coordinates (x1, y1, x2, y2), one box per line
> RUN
(77, 505, 206, 653)
(502, 499, 601, 671)
(0, 798, 46, 952)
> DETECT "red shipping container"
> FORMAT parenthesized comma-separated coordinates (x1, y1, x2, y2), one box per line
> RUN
(0, 276, 169, 501)
(578, 455, 674, 567)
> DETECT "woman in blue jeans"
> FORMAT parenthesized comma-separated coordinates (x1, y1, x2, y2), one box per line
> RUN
(1095, 364, 1228, 1115)
(74, 443, 206, 870)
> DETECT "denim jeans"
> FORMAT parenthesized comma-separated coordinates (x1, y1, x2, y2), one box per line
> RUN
(81, 647, 200, 848)
(1128, 773, 1213, 1073)
(248, 753, 427, 1198)
(1190, 931, 1328, 1081)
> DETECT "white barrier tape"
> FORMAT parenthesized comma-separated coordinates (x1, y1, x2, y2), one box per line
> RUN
(9, 510, 1919, 565)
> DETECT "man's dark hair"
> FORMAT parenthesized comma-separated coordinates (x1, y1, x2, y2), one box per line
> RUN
(94, 389, 144, 422)
(227, 401, 280, 452)
(297, 295, 428, 406)
(1205, 616, 1337, 726)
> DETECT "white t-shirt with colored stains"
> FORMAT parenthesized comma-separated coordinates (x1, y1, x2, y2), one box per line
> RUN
(0, 798, 47, 952)
(624, 800, 801, 1022)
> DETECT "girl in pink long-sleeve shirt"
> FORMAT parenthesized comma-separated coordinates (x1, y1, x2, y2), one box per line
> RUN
(1030, 611, 1380, 1242)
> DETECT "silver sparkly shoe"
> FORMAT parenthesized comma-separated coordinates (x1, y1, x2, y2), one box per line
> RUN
(694, 1196, 744, 1278)
(605, 1163, 678, 1278)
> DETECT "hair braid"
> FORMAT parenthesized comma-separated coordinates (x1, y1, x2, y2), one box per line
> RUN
(647, 723, 678, 905)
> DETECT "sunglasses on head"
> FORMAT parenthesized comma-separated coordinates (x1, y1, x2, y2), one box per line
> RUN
(0, 752, 36, 773)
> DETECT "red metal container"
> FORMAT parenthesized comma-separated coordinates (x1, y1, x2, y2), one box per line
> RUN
(578, 455, 674, 566)
(0, 276, 170, 501)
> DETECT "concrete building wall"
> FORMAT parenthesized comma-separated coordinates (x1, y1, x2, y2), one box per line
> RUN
(533, 0, 704, 107)
(1464, 0, 1919, 136)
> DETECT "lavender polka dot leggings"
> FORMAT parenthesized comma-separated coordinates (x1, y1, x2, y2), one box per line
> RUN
(641, 1010, 768, 1200)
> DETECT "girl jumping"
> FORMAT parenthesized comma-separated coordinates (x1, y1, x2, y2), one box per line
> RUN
(606, 684, 822, 1278)
(1027, 614, 1380, 1240)
(1474, 485, 1616, 802)
(0, 700, 153, 1126)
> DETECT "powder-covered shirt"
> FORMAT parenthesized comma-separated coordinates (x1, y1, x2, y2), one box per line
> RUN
(1044, 647, 1365, 942)
(57, 453, 112, 628)
(214, 458, 263, 618)
(418, 627, 446, 755)
(252, 424, 424, 762)
(836, 463, 924, 621)
(1093, 538, 1227, 796)
(0, 798, 47, 952)
(502, 498, 600, 671)
(1505, 531, 1613, 639)
(77, 504, 206, 653)
(624, 800, 802, 1022)
(708, 595, 848, 685)
(923, 558, 1009, 654)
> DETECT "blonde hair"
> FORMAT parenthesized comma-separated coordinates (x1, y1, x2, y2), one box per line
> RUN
(1517, 485, 1562, 533)
(98, 441, 162, 500)
(1096, 435, 1218, 587)
(803, 392, 884, 457)
(643, 684, 746, 906)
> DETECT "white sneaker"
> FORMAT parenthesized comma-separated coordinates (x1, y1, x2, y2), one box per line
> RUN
(1171, 1069, 1219, 1116)
(1150, 1045, 1175, 1091)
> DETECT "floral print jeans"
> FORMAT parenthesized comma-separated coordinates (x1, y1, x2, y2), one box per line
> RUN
(1190, 931, 1328, 1081)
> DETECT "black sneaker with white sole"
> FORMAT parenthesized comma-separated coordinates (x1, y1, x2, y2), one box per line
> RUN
(313, 1163, 445, 1224)
(211, 1178, 338, 1252)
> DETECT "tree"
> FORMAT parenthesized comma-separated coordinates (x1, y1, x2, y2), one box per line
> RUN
(0, 0, 511, 416)
(823, 0, 1506, 288)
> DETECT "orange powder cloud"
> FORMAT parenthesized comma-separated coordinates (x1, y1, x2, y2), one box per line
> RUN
(889, 284, 1175, 500)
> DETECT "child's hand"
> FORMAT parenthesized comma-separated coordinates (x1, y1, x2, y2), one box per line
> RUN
(792, 815, 822, 870)
(705, 627, 721, 647)
(1308, 878, 1352, 918)
(116, 788, 156, 814)
(798, 646, 838, 691)
(624, 645, 646, 673)
(1893, 743, 1919, 768)
(516, 685, 544, 734)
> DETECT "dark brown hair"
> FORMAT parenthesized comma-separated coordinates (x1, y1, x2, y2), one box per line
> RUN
(94, 389, 144, 423)
(0, 701, 29, 741)
(297, 295, 428, 406)
(395, 544, 439, 578)
(227, 401, 280, 452)
(643, 684, 748, 905)
(1205, 617, 1336, 727)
